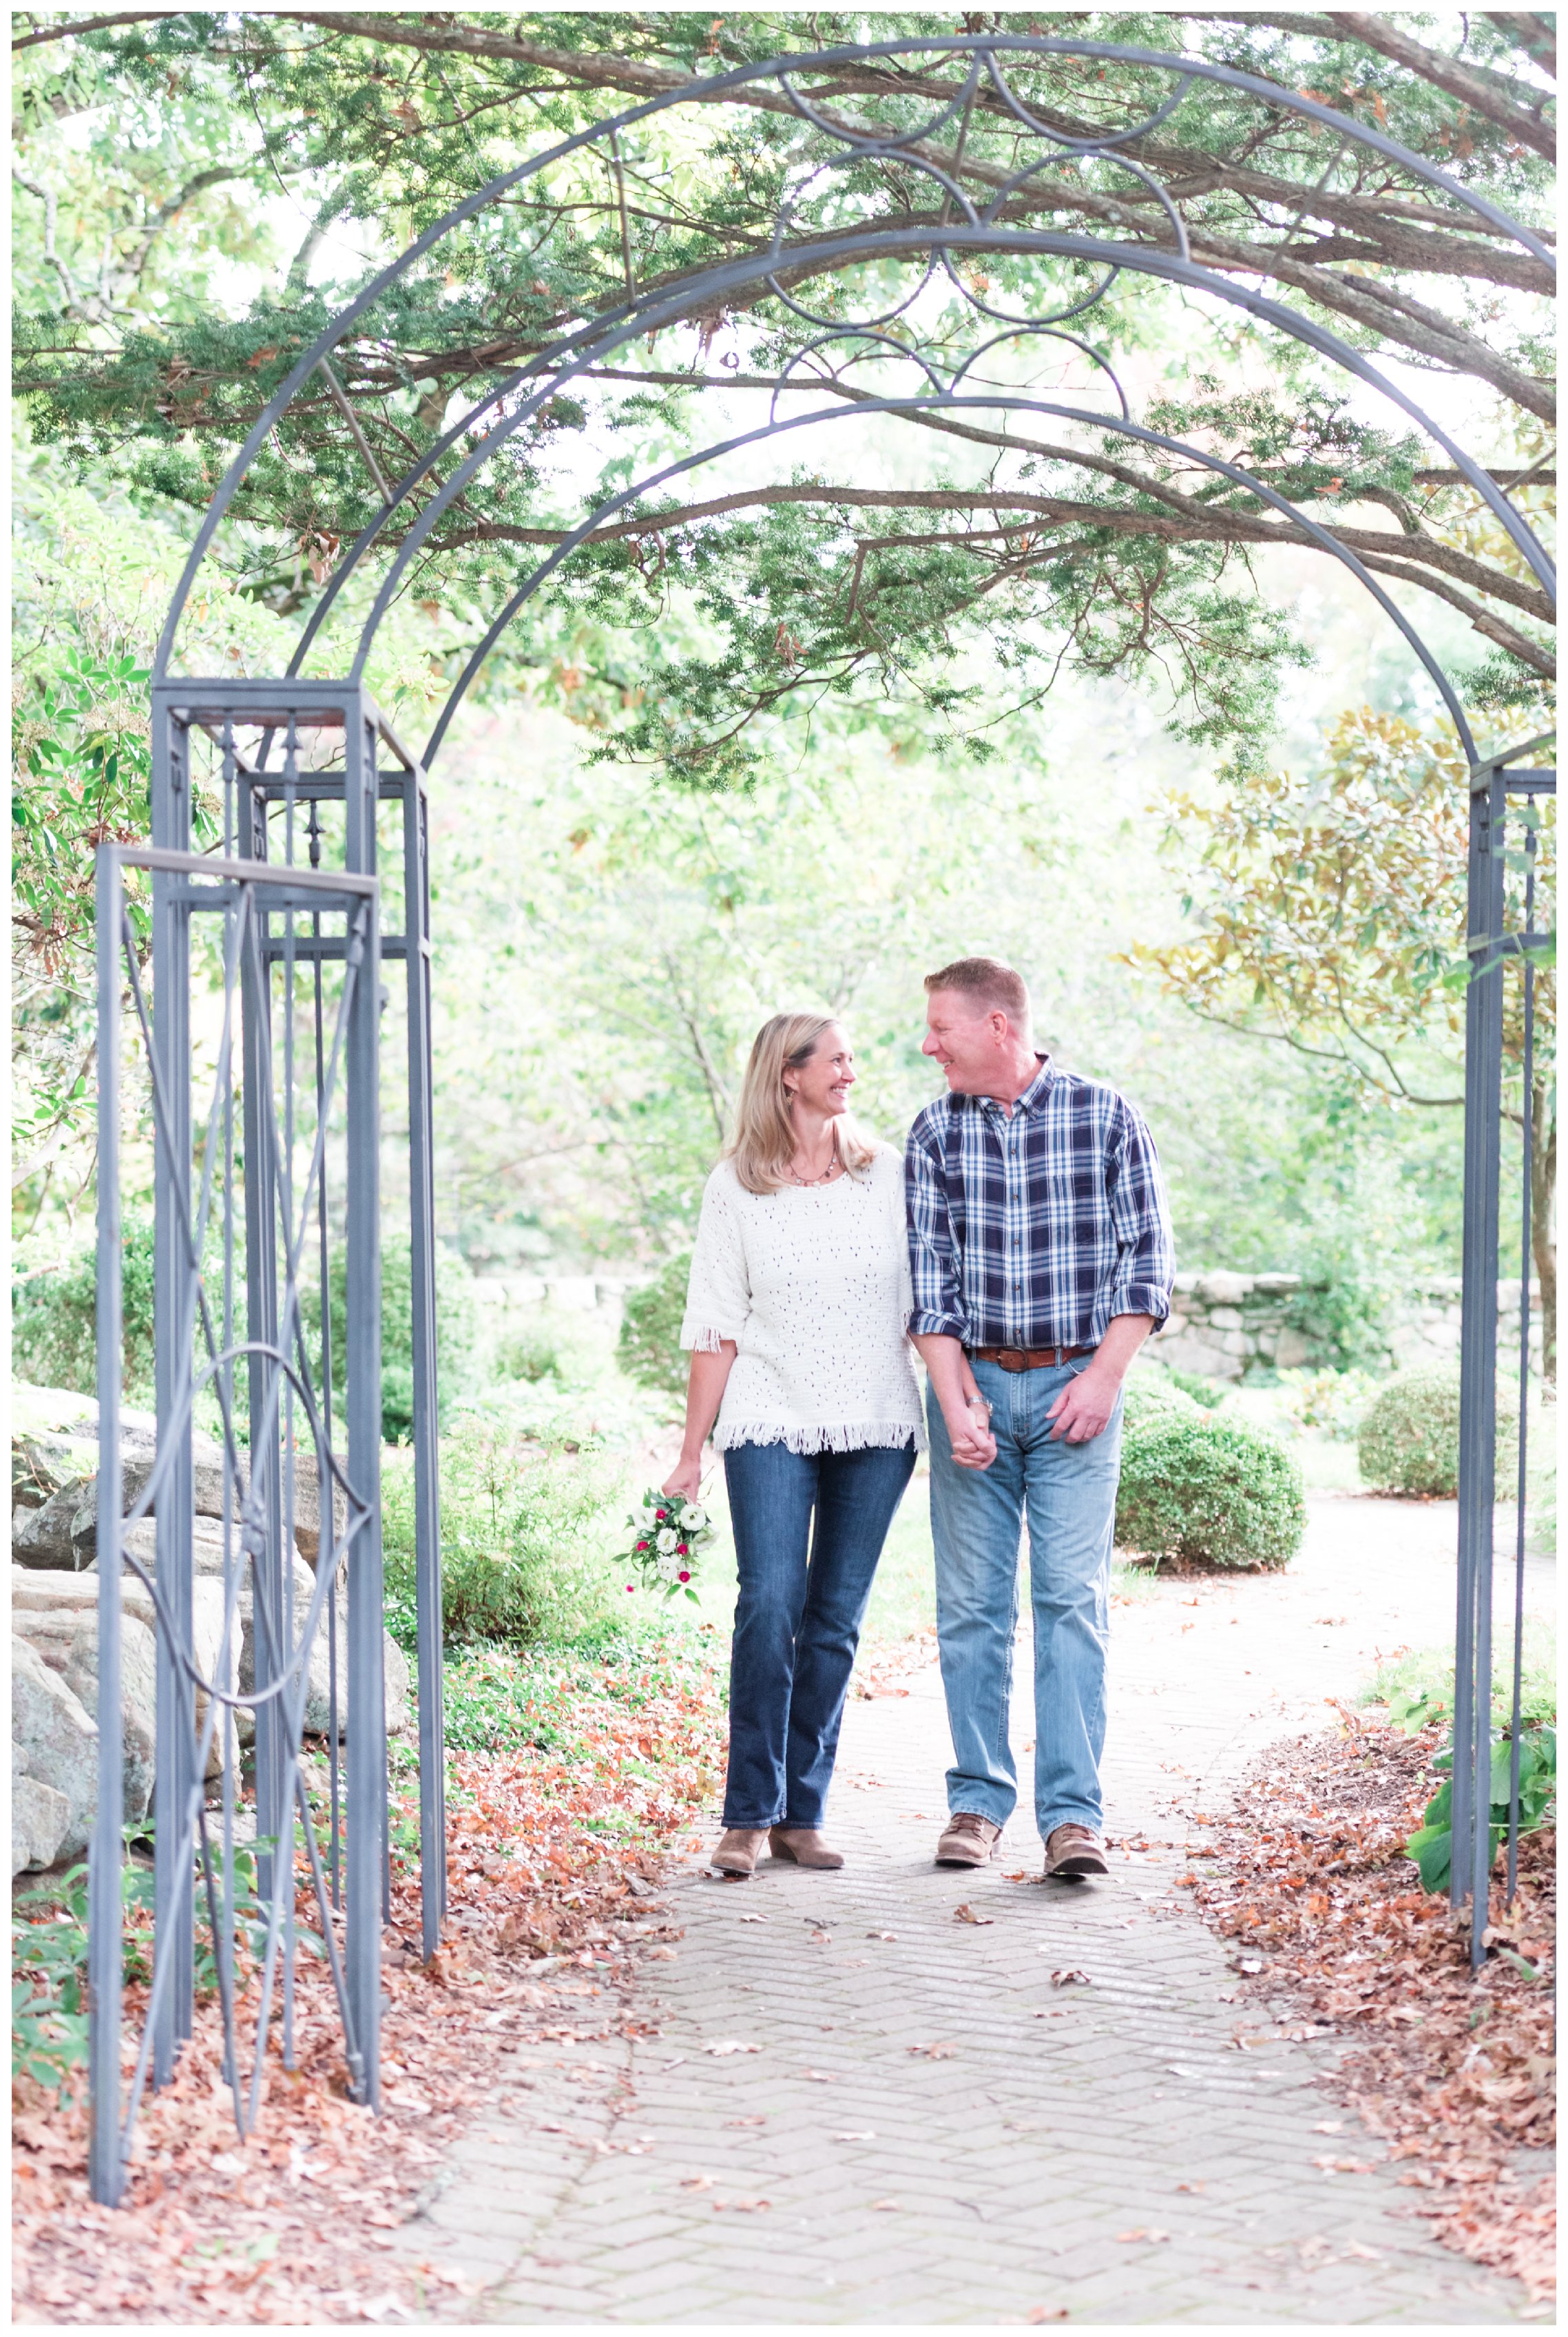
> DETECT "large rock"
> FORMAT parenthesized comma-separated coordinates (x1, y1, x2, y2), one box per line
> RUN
(19, 1606, 157, 1831)
(12, 1476, 96, 1570)
(110, 1524, 408, 1741)
(16, 1566, 238, 1781)
(12, 1774, 72, 1876)
(12, 1636, 98, 1863)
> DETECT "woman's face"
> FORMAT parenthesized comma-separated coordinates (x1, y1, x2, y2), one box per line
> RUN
(785, 1023, 857, 1118)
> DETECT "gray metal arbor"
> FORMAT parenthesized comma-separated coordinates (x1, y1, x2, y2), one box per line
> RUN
(92, 32, 1554, 2204)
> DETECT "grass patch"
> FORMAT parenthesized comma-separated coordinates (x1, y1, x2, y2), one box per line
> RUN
(1360, 1622, 1557, 1735)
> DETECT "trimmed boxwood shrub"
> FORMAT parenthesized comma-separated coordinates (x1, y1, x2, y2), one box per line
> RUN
(616, 1250, 693, 1402)
(1357, 1365, 1520, 1498)
(1116, 1407, 1305, 1571)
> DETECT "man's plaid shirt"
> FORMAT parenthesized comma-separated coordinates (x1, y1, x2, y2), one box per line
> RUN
(905, 1056, 1175, 1350)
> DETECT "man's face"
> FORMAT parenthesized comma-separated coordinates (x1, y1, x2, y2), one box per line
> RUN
(922, 989, 1010, 1092)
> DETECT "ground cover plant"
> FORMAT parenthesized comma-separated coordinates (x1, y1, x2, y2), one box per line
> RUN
(11, 1633, 724, 2324)
(1170, 1706, 1555, 2304)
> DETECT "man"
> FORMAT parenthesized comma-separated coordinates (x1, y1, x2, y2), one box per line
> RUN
(906, 956, 1174, 1881)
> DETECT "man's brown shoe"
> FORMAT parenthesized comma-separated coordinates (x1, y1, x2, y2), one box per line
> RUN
(769, 1827, 844, 1869)
(1044, 1823, 1109, 1879)
(934, 1812, 1002, 1867)
(710, 1828, 767, 1877)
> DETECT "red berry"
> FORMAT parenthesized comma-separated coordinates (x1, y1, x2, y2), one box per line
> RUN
(678, 1571, 690, 1583)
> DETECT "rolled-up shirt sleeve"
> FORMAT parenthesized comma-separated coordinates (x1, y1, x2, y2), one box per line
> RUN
(1104, 1098, 1175, 1325)
(905, 1122, 969, 1340)
(679, 1171, 749, 1350)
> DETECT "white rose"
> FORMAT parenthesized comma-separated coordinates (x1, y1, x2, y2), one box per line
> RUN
(684, 1508, 709, 1535)
(656, 1527, 679, 1553)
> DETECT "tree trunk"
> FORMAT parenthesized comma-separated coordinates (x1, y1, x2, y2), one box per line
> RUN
(1530, 1074, 1556, 1385)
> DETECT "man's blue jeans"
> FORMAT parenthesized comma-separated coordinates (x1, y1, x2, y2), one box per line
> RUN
(927, 1357, 1122, 1841)
(722, 1439, 916, 1830)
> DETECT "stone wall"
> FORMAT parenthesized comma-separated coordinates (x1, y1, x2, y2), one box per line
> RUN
(474, 1263, 1545, 1385)
(1151, 1270, 1543, 1385)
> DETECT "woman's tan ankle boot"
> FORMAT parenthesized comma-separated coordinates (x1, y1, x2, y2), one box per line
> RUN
(769, 1826, 844, 1869)
(711, 1828, 767, 1876)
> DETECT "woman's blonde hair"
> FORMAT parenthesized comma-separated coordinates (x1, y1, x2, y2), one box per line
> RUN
(726, 1012, 878, 1195)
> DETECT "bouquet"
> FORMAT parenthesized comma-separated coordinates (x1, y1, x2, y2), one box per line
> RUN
(622, 1488, 717, 1603)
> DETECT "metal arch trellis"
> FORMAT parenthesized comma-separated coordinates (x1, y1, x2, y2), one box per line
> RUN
(93, 32, 1554, 2205)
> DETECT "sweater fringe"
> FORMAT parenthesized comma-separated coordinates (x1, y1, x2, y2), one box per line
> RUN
(713, 1418, 928, 1457)
(683, 1325, 735, 1354)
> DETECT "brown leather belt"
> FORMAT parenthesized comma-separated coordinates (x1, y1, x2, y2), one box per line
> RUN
(968, 1344, 1094, 1372)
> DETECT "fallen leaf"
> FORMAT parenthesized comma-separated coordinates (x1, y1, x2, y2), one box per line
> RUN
(1050, 1969, 1090, 1989)
(866, 1930, 897, 1941)
(870, 2199, 900, 2211)
(954, 1903, 995, 1925)
(724, 2117, 766, 2128)
(833, 2130, 875, 2141)
(703, 2040, 761, 2057)
(907, 2042, 957, 2059)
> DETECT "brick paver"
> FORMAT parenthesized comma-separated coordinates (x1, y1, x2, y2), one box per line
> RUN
(404, 1494, 1551, 2323)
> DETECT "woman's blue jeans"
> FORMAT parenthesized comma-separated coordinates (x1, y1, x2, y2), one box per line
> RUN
(721, 1438, 916, 1830)
(928, 1356, 1122, 1843)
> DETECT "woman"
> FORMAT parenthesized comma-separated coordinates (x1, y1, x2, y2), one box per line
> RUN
(662, 1012, 923, 1878)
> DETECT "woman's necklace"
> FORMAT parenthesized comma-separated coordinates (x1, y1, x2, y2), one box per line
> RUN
(786, 1140, 841, 1187)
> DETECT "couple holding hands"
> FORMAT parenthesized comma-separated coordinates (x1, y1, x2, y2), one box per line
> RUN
(662, 956, 1175, 1885)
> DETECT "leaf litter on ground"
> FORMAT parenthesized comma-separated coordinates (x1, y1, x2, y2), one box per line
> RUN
(12, 1637, 726, 2324)
(1171, 1703, 1554, 2302)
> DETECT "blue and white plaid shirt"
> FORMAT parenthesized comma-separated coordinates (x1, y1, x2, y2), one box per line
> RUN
(905, 1056, 1175, 1350)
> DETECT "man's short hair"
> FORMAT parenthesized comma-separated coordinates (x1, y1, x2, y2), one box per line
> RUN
(923, 956, 1031, 1027)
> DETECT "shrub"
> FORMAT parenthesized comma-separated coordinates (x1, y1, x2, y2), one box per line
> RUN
(616, 1251, 693, 1403)
(381, 1422, 628, 1651)
(12, 1214, 156, 1398)
(1357, 1365, 1520, 1498)
(494, 1327, 561, 1385)
(1116, 1410, 1305, 1570)
(300, 1235, 482, 1445)
(1164, 1366, 1226, 1409)
(1121, 1372, 1203, 1429)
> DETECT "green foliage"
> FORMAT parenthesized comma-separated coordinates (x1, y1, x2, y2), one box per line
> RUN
(381, 1422, 627, 1653)
(616, 1253, 694, 1404)
(1357, 1366, 1520, 1498)
(12, 1842, 288, 2095)
(439, 1633, 719, 1754)
(1275, 1365, 1383, 1442)
(299, 1235, 483, 1445)
(1116, 1405, 1305, 1569)
(1163, 1367, 1226, 1409)
(12, 1213, 156, 1399)
(1405, 1727, 1556, 1896)
(493, 1326, 562, 1385)
(1363, 1627, 1557, 1736)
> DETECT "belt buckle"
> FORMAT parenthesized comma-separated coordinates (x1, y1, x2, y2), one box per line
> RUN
(996, 1347, 1027, 1373)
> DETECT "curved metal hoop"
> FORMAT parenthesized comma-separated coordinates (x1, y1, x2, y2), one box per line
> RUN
(419, 390, 1482, 771)
(152, 32, 1555, 684)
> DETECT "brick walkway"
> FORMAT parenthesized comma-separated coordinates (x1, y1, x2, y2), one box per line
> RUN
(405, 1496, 1549, 2325)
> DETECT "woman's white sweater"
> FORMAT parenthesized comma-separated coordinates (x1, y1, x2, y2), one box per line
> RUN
(679, 1145, 926, 1455)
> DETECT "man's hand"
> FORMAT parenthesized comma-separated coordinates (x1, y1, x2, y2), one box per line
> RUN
(941, 1401, 996, 1471)
(1046, 1367, 1120, 1443)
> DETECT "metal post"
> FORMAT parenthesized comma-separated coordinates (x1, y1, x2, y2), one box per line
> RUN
(344, 703, 385, 2106)
(239, 768, 287, 1924)
(89, 848, 126, 2208)
(404, 766, 446, 1957)
(1506, 821, 1536, 1906)
(150, 704, 195, 2086)
(1454, 766, 1506, 1965)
